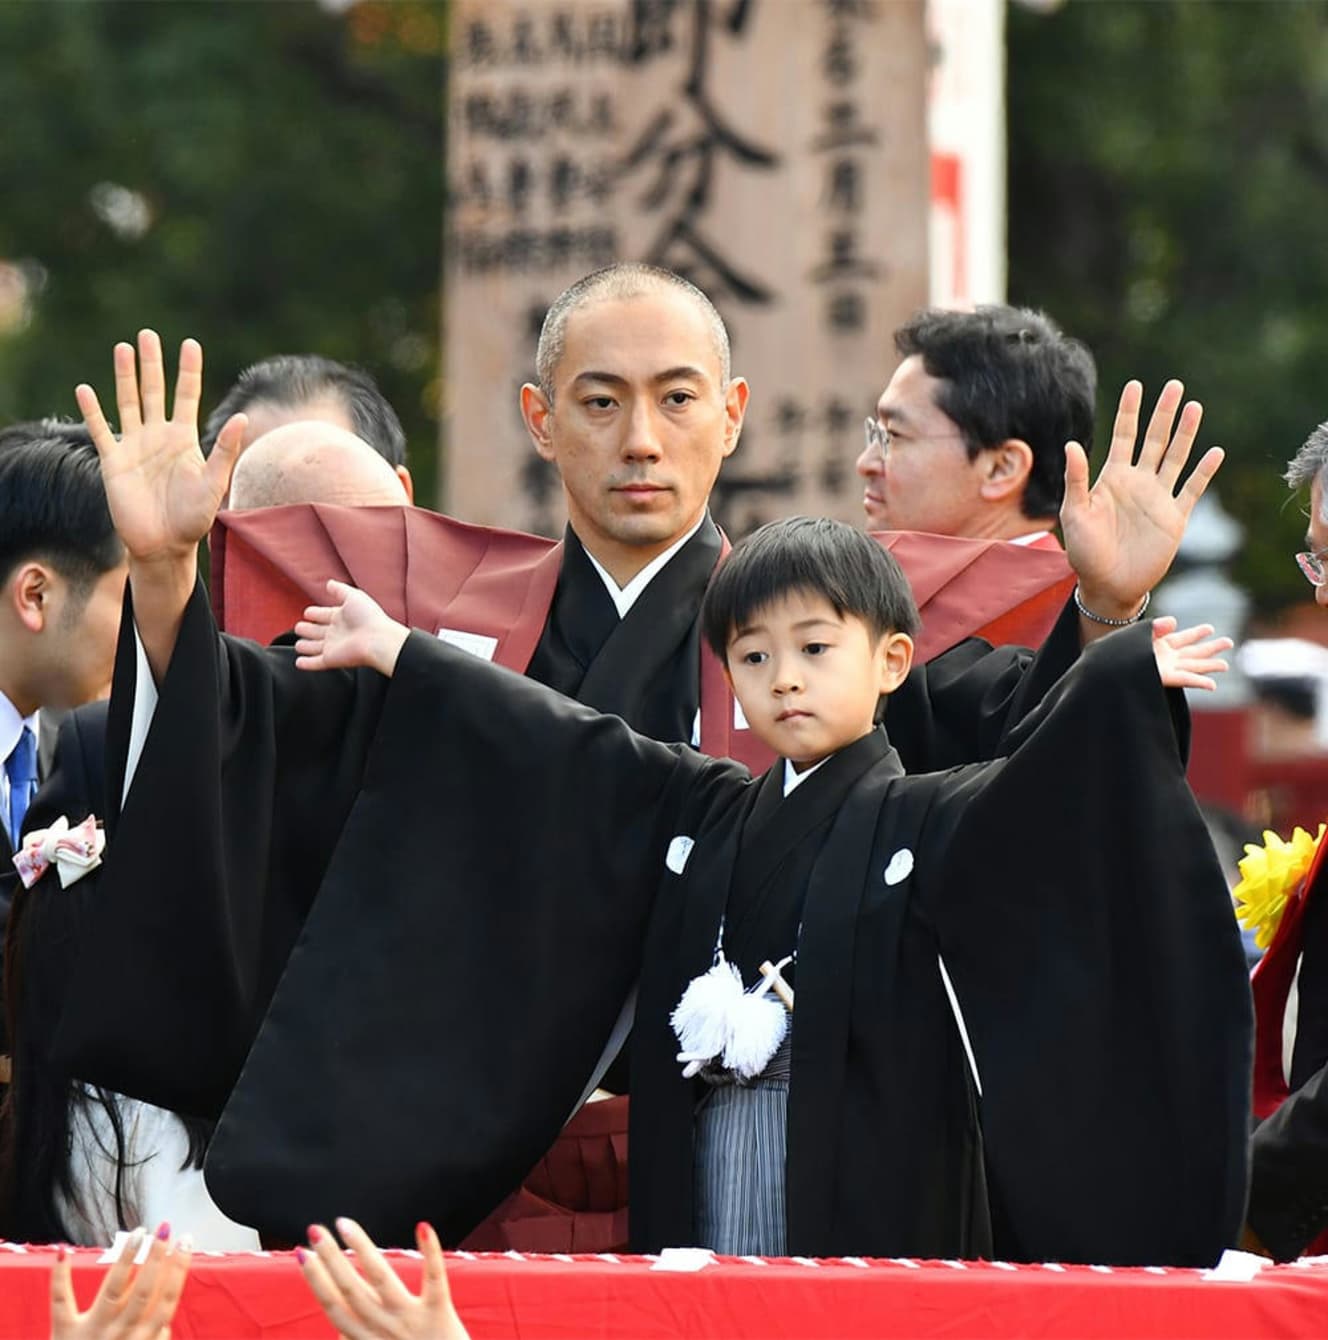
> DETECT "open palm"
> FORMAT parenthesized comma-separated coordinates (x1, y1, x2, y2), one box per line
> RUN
(76, 330, 244, 563)
(1061, 380, 1225, 611)
(294, 580, 407, 677)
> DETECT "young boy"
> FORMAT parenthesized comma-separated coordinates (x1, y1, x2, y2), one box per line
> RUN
(279, 516, 1251, 1268)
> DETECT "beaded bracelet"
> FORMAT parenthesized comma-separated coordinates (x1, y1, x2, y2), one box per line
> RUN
(1073, 584, 1151, 627)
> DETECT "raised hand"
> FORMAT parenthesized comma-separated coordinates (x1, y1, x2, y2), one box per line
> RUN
(294, 579, 409, 677)
(1062, 380, 1225, 620)
(1150, 616, 1232, 691)
(50, 1224, 192, 1340)
(75, 331, 245, 566)
(297, 1217, 469, 1340)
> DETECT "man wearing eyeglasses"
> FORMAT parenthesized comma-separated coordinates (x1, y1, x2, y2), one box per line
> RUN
(1245, 424, 1328, 1260)
(856, 306, 1094, 548)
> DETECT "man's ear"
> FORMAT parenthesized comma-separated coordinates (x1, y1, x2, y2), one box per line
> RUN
(7, 562, 55, 635)
(877, 631, 914, 694)
(722, 378, 750, 459)
(979, 438, 1034, 504)
(395, 464, 415, 504)
(521, 383, 556, 463)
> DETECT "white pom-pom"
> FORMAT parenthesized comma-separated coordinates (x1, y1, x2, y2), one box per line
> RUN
(721, 991, 788, 1080)
(672, 959, 744, 1068)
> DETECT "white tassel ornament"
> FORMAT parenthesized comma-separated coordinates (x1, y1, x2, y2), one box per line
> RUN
(672, 959, 745, 1078)
(670, 954, 791, 1081)
(720, 991, 788, 1081)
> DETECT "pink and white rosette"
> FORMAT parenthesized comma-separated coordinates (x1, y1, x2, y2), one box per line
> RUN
(12, 814, 105, 889)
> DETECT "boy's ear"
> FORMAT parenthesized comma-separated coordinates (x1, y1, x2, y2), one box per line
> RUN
(877, 631, 914, 694)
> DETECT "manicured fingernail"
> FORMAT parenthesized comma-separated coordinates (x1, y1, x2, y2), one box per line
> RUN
(416, 1221, 429, 1241)
(335, 1216, 354, 1237)
(295, 1247, 307, 1265)
(57, 1245, 68, 1263)
(307, 1224, 324, 1243)
(177, 1234, 193, 1255)
(156, 1221, 170, 1241)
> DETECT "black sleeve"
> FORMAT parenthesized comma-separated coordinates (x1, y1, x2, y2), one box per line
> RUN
(204, 629, 735, 1245)
(51, 580, 389, 1118)
(1248, 1063, 1328, 1260)
(886, 598, 1083, 772)
(919, 625, 1251, 1267)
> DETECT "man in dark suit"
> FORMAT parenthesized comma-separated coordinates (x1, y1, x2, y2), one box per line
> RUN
(0, 426, 125, 1060)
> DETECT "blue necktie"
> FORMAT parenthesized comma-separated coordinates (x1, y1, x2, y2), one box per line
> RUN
(5, 724, 37, 846)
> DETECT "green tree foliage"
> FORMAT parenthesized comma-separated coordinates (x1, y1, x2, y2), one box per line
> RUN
(0, 0, 445, 500)
(1008, 0, 1328, 613)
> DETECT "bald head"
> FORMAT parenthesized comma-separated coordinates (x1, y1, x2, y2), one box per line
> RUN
(229, 421, 410, 510)
(534, 262, 731, 401)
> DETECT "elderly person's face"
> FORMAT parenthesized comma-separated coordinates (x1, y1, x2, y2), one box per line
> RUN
(1300, 477, 1328, 608)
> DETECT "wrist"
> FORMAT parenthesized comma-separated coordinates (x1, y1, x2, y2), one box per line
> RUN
(1074, 584, 1151, 627)
(129, 548, 197, 592)
(374, 624, 410, 676)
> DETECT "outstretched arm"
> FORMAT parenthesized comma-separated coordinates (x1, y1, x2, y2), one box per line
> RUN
(76, 331, 244, 683)
(294, 580, 409, 678)
(1062, 379, 1225, 643)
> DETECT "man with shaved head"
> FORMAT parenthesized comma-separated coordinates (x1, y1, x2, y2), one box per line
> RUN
(228, 422, 409, 511)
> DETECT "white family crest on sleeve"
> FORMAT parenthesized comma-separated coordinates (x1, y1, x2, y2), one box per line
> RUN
(666, 835, 696, 874)
(883, 847, 914, 886)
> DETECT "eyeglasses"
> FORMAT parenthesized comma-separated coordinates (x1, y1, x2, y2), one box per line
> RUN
(863, 418, 890, 457)
(862, 417, 966, 460)
(1296, 549, 1328, 587)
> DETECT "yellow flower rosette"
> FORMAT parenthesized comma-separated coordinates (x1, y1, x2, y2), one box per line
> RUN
(1234, 825, 1326, 951)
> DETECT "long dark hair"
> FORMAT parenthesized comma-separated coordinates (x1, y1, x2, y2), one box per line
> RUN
(0, 876, 211, 1242)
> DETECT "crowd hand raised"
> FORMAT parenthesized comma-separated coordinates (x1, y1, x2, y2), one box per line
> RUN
(297, 1218, 470, 1340)
(75, 331, 245, 566)
(1150, 615, 1232, 691)
(294, 579, 410, 677)
(50, 1224, 192, 1340)
(1062, 380, 1225, 618)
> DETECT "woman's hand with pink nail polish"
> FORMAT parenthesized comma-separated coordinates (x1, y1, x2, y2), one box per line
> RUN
(296, 1216, 468, 1340)
(50, 1226, 192, 1339)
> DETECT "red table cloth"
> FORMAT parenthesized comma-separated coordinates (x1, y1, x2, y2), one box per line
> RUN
(3, 1246, 1326, 1339)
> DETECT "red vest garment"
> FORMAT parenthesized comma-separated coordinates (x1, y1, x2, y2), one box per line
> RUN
(212, 506, 1075, 775)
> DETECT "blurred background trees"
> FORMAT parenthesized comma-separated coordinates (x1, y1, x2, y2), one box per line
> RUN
(0, 0, 446, 498)
(2, 0, 1326, 613)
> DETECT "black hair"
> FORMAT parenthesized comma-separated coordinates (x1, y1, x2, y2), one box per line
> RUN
(894, 305, 1096, 520)
(202, 354, 407, 466)
(702, 516, 920, 661)
(0, 855, 212, 1243)
(0, 428, 123, 595)
(0, 417, 97, 453)
(1252, 676, 1317, 721)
